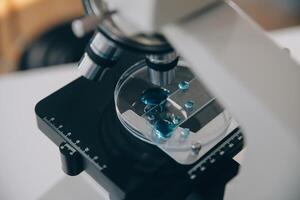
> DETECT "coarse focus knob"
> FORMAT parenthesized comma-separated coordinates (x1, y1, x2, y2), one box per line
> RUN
(59, 142, 84, 176)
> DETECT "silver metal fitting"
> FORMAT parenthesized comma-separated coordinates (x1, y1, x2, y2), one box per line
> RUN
(78, 32, 122, 81)
(90, 32, 122, 61)
(191, 142, 202, 155)
(146, 52, 178, 86)
(146, 52, 177, 65)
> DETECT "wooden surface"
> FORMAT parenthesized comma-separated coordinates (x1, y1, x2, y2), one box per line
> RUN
(0, 0, 83, 74)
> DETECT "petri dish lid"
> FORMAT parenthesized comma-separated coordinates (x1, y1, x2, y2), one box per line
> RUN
(114, 59, 232, 164)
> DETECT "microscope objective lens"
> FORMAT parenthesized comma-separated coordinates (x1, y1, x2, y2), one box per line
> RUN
(181, 128, 190, 138)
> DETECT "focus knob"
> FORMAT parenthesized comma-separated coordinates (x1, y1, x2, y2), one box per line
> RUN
(59, 142, 84, 176)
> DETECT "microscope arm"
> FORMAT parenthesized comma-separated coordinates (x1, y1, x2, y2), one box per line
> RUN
(162, 1, 300, 199)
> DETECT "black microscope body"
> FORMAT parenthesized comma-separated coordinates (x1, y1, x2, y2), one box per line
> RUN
(35, 46, 243, 200)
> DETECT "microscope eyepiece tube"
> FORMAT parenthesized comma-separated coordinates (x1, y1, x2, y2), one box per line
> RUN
(146, 52, 178, 86)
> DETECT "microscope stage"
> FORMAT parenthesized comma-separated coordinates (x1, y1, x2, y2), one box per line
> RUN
(35, 52, 243, 200)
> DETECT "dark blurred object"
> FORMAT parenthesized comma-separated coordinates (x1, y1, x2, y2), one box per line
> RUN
(0, 0, 83, 73)
(19, 23, 92, 70)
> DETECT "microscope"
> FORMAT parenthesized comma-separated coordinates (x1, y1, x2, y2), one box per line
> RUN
(36, 0, 300, 199)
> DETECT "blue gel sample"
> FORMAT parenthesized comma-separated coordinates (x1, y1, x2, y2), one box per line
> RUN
(178, 81, 190, 91)
(141, 88, 169, 106)
(154, 120, 174, 139)
(181, 128, 190, 138)
(185, 100, 195, 110)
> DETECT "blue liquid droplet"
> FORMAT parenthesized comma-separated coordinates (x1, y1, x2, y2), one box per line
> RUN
(178, 81, 190, 91)
(172, 115, 181, 125)
(141, 88, 169, 106)
(185, 100, 195, 110)
(181, 128, 190, 138)
(154, 120, 174, 139)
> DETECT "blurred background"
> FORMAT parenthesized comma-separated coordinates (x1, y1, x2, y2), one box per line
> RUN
(0, 1, 300, 199)
(1, 0, 300, 74)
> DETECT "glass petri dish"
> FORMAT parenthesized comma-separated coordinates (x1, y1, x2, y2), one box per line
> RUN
(114, 59, 231, 155)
